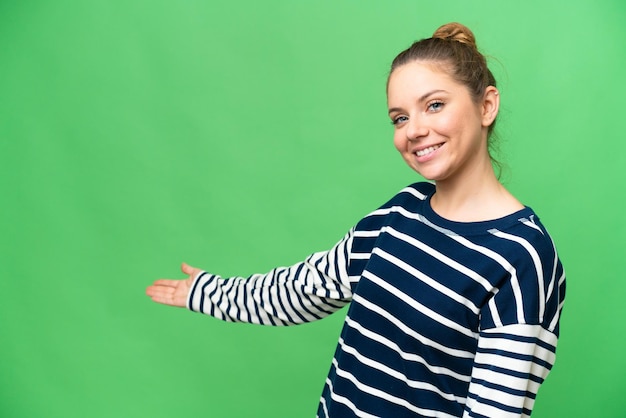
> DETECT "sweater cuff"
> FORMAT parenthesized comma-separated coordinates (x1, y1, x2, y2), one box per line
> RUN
(187, 271, 212, 312)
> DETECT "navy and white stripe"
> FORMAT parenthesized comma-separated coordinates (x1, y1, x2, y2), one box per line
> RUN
(187, 182, 566, 417)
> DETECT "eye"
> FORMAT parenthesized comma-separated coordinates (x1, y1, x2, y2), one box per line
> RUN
(427, 101, 444, 112)
(391, 115, 408, 126)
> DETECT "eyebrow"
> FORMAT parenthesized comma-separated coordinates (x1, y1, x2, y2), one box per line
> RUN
(388, 89, 448, 114)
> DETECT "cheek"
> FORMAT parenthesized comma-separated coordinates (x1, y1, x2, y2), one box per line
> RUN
(437, 108, 482, 138)
(432, 113, 456, 135)
(393, 131, 405, 152)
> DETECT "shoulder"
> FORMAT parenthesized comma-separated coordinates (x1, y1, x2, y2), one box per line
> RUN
(352, 182, 433, 233)
(482, 210, 566, 332)
(485, 211, 563, 288)
(489, 212, 558, 262)
(379, 181, 435, 209)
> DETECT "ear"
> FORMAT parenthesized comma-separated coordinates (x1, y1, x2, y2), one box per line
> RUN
(481, 86, 500, 128)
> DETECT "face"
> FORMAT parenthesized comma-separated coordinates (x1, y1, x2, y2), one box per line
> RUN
(387, 61, 498, 184)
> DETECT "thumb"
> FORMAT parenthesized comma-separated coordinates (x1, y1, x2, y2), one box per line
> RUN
(181, 262, 195, 276)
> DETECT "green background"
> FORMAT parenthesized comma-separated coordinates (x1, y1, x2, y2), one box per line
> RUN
(1, 1, 624, 417)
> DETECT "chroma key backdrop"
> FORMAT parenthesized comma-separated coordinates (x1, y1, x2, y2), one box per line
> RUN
(1, 1, 624, 417)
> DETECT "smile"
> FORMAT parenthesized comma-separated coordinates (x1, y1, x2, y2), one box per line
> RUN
(416, 144, 442, 157)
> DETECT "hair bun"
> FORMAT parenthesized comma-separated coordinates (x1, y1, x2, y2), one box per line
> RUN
(432, 22, 476, 48)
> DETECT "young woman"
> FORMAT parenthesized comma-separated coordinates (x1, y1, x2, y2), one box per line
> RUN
(146, 22, 566, 418)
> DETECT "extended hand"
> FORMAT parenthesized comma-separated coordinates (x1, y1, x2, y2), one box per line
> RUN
(146, 263, 202, 308)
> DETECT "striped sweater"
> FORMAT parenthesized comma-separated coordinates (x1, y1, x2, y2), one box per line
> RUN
(187, 182, 566, 417)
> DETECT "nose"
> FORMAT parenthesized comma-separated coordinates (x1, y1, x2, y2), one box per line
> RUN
(405, 115, 428, 142)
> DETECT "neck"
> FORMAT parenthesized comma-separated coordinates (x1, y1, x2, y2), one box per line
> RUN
(430, 163, 522, 222)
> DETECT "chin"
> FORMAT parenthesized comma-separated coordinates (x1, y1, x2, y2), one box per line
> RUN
(414, 169, 445, 182)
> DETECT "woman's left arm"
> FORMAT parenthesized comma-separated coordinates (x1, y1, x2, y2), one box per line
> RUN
(462, 324, 558, 417)
(464, 225, 567, 417)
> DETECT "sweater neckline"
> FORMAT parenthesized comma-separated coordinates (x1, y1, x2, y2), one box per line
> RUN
(421, 189, 536, 236)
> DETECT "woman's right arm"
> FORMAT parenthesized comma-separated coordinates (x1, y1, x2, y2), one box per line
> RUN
(146, 228, 356, 326)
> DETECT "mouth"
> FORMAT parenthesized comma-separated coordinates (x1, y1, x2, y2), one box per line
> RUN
(415, 144, 443, 157)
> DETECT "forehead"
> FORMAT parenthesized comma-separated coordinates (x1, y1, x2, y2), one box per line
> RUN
(387, 61, 462, 101)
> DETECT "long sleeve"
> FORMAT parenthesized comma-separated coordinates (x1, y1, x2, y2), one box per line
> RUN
(463, 222, 567, 417)
(462, 324, 558, 418)
(186, 228, 356, 325)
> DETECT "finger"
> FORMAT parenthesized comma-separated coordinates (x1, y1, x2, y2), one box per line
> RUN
(150, 279, 181, 288)
(148, 292, 184, 307)
(146, 285, 170, 297)
(181, 262, 195, 276)
(181, 263, 202, 280)
(145, 285, 185, 307)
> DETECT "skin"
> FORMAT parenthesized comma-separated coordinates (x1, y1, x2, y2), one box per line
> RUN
(146, 59, 524, 307)
(387, 60, 522, 222)
(146, 263, 198, 307)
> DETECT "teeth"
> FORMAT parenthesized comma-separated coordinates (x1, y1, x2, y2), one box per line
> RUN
(416, 144, 441, 157)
